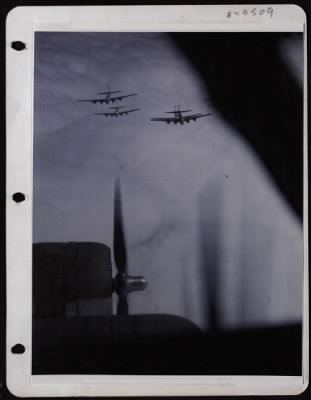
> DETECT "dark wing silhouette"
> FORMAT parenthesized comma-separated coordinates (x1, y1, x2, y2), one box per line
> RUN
(110, 93, 138, 102)
(150, 117, 177, 122)
(94, 112, 117, 116)
(97, 90, 121, 95)
(166, 109, 191, 113)
(183, 113, 212, 122)
(119, 108, 140, 115)
(78, 99, 108, 104)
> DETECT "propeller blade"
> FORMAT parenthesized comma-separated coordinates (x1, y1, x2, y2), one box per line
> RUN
(113, 177, 127, 274)
(117, 295, 128, 315)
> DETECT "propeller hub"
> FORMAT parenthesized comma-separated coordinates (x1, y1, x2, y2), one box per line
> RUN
(115, 273, 147, 297)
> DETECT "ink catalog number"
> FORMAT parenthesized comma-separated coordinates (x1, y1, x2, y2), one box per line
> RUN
(227, 7, 274, 19)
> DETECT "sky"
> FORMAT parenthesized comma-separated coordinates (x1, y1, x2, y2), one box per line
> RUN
(33, 32, 304, 331)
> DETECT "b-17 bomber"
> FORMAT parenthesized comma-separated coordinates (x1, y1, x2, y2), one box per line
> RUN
(78, 87, 138, 105)
(151, 105, 212, 125)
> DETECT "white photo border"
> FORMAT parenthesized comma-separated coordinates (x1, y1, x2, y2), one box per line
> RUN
(6, 4, 308, 397)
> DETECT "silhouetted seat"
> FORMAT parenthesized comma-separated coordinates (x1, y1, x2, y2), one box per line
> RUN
(33, 242, 113, 318)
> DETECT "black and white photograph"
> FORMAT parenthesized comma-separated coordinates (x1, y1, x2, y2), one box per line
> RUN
(31, 29, 305, 376)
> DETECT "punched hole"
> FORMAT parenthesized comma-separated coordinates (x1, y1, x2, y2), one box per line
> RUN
(11, 41, 26, 51)
(12, 192, 25, 203)
(11, 344, 25, 354)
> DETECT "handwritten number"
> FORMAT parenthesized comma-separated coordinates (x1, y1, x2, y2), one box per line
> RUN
(226, 6, 274, 18)
(267, 7, 274, 17)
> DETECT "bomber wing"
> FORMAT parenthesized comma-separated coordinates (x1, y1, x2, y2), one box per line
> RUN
(183, 113, 212, 122)
(118, 108, 140, 115)
(109, 93, 138, 102)
(94, 112, 117, 117)
(150, 117, 177, 122)
(98, 90, 121, 95)
(94, 109, 140, 117)
(78, 99, 108, 104)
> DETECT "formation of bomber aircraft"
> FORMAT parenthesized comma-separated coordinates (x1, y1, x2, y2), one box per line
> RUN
(78, 86, 212, 125)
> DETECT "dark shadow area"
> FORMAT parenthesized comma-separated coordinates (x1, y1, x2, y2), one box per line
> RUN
(33, 317, 302, 375)
(33, 242, 302, 376)
(33, 242, 113, 318)
(170, 32, 303, 219)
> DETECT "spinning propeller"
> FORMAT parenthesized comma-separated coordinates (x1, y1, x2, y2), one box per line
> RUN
(113, 177, 147, 315)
